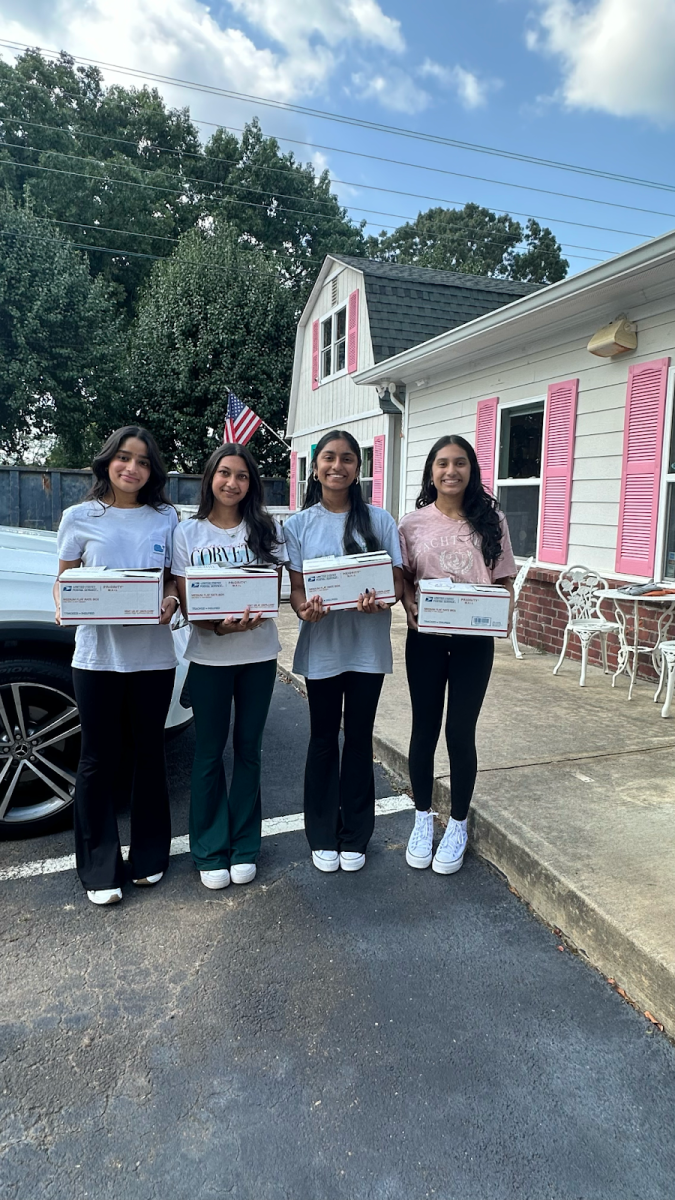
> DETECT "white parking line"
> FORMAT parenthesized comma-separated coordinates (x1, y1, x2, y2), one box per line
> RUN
(0, 795, 414, 883)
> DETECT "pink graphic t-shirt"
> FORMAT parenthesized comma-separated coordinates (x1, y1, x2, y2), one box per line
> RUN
(398, 503, 517, 586)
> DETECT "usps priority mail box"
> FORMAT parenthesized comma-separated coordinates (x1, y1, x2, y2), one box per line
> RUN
(184, 565, 279, 619)
(59, 568, 164, 625)
(302, 552, 395, 611)
(417, 580, 510, 637)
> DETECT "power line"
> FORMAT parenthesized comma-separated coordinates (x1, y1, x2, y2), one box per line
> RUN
(2, 39, 674, 195)
(0, 141, 647, 243)
(5, 112, 675, 224)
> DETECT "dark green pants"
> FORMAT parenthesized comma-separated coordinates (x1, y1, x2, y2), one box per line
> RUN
(188, 658, 277, 869)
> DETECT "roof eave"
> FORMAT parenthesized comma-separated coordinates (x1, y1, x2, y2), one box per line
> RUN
(352, 229, 675, 387)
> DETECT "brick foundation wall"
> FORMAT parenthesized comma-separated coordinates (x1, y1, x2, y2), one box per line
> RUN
(516, 569, 672, 682)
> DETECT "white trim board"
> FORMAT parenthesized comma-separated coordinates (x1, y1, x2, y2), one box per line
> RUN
(0, 795, 414, 883)
(289, 407, 383, 440)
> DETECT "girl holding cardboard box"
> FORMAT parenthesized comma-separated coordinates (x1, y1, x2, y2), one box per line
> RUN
(54, 426, 180, 907)
(172, 444, 288, 890)
(284, 431, 404, 874)
(399, 435, 516, 876)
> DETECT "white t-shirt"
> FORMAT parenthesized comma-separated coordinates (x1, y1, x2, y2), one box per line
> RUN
(56, 501, 178, 673)
(172, 516, 288, 667)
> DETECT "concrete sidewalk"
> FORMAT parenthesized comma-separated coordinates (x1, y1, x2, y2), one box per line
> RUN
(276, 603, 675, 1036)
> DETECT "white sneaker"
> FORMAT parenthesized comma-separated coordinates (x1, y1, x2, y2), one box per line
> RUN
(311, 850, 339, 873)
(87, 888, 122, 906)
(230, 863, 257, 885)
(432, 817, 468, 875)
(339, 851, 366, 872)
(406, 810, 437, 869)
(200, 868, 231, 889)
(132, 872, 163, 886)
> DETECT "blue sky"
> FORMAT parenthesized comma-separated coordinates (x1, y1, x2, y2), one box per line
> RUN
(2, 0, 675, 275)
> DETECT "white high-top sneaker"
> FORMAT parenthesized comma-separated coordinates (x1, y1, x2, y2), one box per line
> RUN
(432, 817, 468, 875)
(406, 809, 436, 869)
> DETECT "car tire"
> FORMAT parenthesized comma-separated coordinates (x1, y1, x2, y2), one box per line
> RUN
(0, 657, 80, 836)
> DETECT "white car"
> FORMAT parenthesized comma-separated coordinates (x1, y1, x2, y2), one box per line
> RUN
(0, 525, 192, 833)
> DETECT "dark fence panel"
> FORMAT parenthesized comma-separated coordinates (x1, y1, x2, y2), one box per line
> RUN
(0, 467, 288, 529)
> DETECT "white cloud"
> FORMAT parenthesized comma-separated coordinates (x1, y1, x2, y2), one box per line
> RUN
(528, 0, 675, 122)
(0, 0, 407, 117)
(351, 69, 430, 114)
(420, 59, 497, 109)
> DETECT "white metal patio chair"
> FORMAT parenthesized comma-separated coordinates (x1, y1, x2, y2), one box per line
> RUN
(511, 556, 534, 659)
(553, 565, 620, 687)
(654, 640, 675, 718)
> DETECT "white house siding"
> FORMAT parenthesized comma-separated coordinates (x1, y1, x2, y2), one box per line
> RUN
(403, 290, 675, 578)
(289, 262, 394, 510)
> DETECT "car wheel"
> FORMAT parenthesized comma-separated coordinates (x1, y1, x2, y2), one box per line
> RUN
(0, 659, 80, 834)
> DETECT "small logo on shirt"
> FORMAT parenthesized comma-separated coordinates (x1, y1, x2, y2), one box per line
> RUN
(153, 543, 165, 553)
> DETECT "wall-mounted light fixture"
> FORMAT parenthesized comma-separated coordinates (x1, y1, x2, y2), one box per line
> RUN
(587, 314, 637, 358)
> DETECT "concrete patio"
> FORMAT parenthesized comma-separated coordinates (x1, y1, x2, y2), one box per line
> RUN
(276, 603, 675, 1036)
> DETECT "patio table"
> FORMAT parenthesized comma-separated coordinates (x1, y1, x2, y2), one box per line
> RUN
(603, 589, 675, 700)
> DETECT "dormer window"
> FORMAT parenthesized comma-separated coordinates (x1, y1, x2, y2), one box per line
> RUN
(321, 307, 347, 380)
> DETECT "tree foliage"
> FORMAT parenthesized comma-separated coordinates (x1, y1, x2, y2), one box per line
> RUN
(366, 203, 568, 284)
(0, 197, 126, 464)
(130, 224, 298, 475)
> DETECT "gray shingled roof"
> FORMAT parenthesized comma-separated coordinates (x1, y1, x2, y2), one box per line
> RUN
(331, 254, 542, 364)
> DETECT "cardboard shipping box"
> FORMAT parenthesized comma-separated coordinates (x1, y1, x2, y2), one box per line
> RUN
(303, 552, 395, 611)
(417, 580, 510, 637)
(184, 565, 279, 620)
(59, 568, 164, 626)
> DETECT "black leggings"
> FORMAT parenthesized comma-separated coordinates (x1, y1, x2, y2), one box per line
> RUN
(405, 630, 494, 820)
(304, 671, 384, 853)
(72, 667, 175, 890)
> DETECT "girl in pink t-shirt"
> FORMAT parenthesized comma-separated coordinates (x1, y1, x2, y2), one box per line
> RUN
(398, 435, 516, 876)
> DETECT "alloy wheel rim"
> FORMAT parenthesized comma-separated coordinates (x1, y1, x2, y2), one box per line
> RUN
(0, 682, 80, 824)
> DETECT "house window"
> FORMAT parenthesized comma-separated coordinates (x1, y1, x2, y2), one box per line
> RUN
(360, 446, 373, 503)
(661, 410, 675, 579)
(321, 306, 347, 380)
(297, 456, 307, 508)
(496, 401, 544, 558)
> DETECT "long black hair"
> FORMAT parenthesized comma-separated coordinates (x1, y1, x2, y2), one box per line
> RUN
(303, 430, 381, 555)
(416, 435, 503, 569)
(85, 425, 172, 511)
(195, 443, 280, 564)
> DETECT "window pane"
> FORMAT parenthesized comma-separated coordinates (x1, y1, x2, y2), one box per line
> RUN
(663, 483, 675, 579)
(322, 347, 331, 377)
(498, 486, 539, 557)
(362, 447, 373, 477)
(336, 339, 346, 372)
(669, 413, 675, 474)
(361, 479, 373, 503)
(498, 403, 544, 479)
(336, 308, 346, 340)
(298, 456, 306, 482)
(322, 319, 332, 349)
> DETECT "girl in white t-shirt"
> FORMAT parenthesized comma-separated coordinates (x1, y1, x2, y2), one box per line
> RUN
(399, 435, 516, 877)
(172, 443, 288, 890)
(55, 426, 181, 908)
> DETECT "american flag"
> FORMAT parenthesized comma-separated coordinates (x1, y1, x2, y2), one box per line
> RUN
(223, 391, 263, 446)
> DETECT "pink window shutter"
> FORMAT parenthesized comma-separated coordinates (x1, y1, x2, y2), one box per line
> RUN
(289, 451, 298, 512)
(371, 434, 386, 507)
(347, 289, 359, 373)
(538, 379, 579, 565)
(615, 357, 670, 577)
(311, 320, 320, 391)
(475, 397, 498, 494)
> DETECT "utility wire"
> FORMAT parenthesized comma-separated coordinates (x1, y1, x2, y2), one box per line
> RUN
(2, 39, 674, 195)
(0, 144, 647, 242)
(4, 112, 675, 224)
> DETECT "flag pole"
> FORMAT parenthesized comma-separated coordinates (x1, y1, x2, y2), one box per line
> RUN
(223, 384, 290, 451)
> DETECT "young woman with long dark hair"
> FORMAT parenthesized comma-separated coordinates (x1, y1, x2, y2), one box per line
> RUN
(284, 431, 403, 873)
(172, 444, 288, 889)
(54, 426, 180, 906)
(399, 435, 516, 875)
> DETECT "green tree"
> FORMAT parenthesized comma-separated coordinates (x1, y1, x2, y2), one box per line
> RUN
(366, 203, 568, 283)
(130, 224, 298, 475)
(0, 197, 126, 464)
